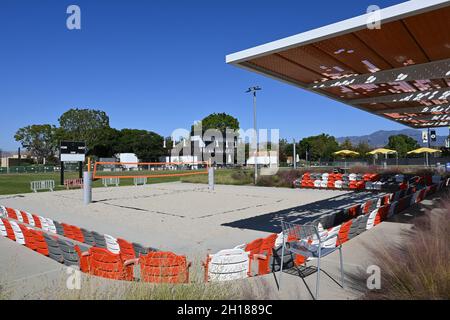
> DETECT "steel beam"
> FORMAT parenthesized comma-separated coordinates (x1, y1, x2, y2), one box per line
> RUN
(374, 103, 450, 114)
(411, 120, 450, 128)
(350, 87, 450, 105)
(308, 59, 450, 89)
(394, 113, 450, 122)
(309, 59, 450, 89)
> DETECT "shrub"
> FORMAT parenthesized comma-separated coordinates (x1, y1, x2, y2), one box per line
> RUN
(350, 193, 450, 299)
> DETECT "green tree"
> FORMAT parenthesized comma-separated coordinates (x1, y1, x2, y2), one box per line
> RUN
(115, 129, 165, 161)
(298, 134, 339, 162)
(386, 134, 420, 157)
(14, 124, 58, 164)
(58, 108, 110, 151)
(192, 113, 239, 135)
(355, 141, 371, 158)
(340, 138, 354, 151)
(277, 138, 290, 163)
(88, 127, 121, 158)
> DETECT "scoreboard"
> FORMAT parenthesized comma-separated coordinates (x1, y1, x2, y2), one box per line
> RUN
(60, 141, 86, 162)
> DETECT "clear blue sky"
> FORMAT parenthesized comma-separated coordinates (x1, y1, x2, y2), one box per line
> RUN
(0, 0, 444, 151)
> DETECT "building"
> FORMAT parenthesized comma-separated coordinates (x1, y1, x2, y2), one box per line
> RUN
(247, 151, 279, 168)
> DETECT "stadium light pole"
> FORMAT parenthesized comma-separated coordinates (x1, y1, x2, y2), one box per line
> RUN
(246, 86, 261, 185)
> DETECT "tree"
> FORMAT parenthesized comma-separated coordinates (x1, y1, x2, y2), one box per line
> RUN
(88, 127, 121, 158)
(192, 113, 239, 135)
(340, 138, 354, 151)
(355, 141, 371, 158)
(277, 138, 290, 163)
(386, 134, 420, 157)
(298, 134, 339, 162)
(14, 125, 58, 164)
(58, 108, 110, 151)
(115, 129, 165, 162)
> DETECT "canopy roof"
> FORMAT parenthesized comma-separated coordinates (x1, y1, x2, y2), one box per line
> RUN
(226, 0, 450, 128)
(333, 150, 359, 156)
(367, 148, 397, 155)
(407, 147, 442, 154)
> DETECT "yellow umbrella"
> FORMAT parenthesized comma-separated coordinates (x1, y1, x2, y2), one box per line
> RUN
(367, 148, 397, 155)
(367, 148, 397, 167)
(407, 147, 441, 154)
(407, 147, 441, 167)
(333, 150, 359, 156)
(333, 150, 359, 168)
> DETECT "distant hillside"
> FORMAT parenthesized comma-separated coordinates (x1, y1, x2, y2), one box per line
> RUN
(337, 129, 446, 147)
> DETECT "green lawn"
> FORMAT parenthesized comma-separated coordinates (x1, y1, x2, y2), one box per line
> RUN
(181, 168, 254, 185)
(0, 172, 186, 195)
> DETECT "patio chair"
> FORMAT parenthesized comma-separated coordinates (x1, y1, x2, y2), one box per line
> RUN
(128, 251, 191, 283)
(5, 207, 18, 220)
(80, 247, 134, 280)
(31, 214, 42, 229)
(117, 238, 137, 260)
(0, 218, 8, 237)
(81, 228, 96, 246)
(314, 180, 321, 188)
(91, 231, 107, 248)
(204, 248, 250, 282)
(9, 220, 25, 245)
(104, 234, 120, 254)
(57, 239, 84, 267)
(19, 224, 37, 250)
(36, 216, 49, 231)
(53, 220, 65, 236)
(31, 230, 50, 256)
(133, 242, 155, 257)
(1, 218, 16, 241)
(0, 205, 6, 217)
(278, 221, 344, 299)
(43, 233, 64, 263)
(366, 209, 378, 230)
(14, 209, 24, 223)
(71, 225, 85, 243)
(21, 211, 34, 226)
(45, 218, 57, 234)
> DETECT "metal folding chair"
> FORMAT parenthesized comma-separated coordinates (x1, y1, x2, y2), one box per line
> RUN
(279, 220, 344, 299)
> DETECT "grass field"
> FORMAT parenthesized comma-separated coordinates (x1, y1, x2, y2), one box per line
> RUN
(0, 172, 186, 195)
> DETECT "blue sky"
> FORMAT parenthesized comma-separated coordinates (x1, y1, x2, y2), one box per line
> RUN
(0, 0, 445, 151)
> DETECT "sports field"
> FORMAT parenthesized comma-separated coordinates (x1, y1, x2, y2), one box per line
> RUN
(0, 182, 381, 255)
(0, 171, 189, 195)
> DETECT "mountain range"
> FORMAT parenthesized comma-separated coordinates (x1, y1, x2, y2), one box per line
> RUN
(337, 129, 447, 147)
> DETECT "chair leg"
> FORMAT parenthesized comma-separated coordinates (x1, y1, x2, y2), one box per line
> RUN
(339, 246, 345, 288)
(315, 257, 321, 300)
(279, 242, 285, 291)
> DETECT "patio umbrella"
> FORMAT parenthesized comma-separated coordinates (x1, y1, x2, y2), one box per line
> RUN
(367, 148, 397, 167)
(407, 147, 442, 167)
(333, 150, 359, 168)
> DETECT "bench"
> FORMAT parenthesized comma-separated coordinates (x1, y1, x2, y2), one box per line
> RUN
(102, 178, 120, 187)
(64, 178, 84, 190)
(133, 177, 147, 186)
(31, 180, 55, 193)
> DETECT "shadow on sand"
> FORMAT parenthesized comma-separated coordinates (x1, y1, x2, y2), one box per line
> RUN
(222, 191, 383, 233)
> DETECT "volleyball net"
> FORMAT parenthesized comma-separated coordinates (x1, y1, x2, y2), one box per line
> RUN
(92, 161, 210, 180)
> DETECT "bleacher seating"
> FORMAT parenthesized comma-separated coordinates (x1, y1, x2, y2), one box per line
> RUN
(0, 174, 448, 284)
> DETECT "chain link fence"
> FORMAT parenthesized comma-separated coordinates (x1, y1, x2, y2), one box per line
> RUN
(0, 163, 82, 174)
